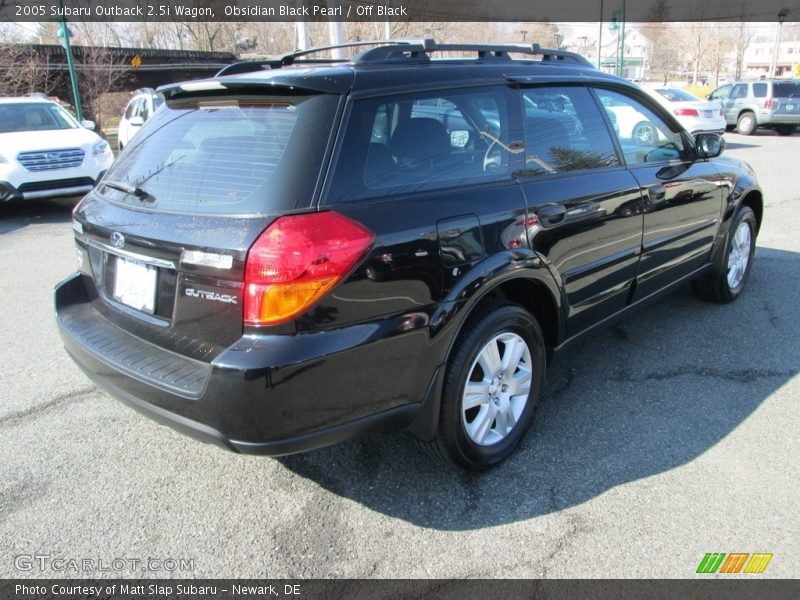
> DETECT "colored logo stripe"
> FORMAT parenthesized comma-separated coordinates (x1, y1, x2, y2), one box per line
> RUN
(697, 553, 726, 574)
(697, 552, 773, 574)
(744, 553, 773, 574)
(719, 553, 749, 573)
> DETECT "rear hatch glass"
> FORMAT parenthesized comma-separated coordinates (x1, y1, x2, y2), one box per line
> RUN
(98, 92, 340, 215)
(773, 83, 800, 99)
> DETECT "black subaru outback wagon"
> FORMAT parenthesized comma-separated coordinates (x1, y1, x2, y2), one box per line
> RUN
(55, 40, 763, 470)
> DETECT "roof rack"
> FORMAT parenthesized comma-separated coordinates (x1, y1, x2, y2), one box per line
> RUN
(215, 38, 594, 77)
(354, 40, 594, 67)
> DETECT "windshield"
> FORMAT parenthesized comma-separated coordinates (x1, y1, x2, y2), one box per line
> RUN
(654, 88, 700, 102)
(0, 102, 80, 133)
(98, 92, 339, 215)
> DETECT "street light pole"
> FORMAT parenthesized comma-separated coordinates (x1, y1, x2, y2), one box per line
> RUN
(56, 0, 82, 121)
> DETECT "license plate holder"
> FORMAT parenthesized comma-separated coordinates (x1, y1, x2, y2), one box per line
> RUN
(113, 256, 157, 314)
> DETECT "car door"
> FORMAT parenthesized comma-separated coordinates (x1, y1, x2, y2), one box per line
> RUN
(592, 87, 725, 300)
(324, 84, 528, 326)
(515, 85, 644, 335)
(708, 84, 732, 124)
(725, 83, 748, 123)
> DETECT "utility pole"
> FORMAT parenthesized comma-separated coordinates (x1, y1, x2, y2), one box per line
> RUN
(598, 0, 604, 69)
(769, 9, 789, 77)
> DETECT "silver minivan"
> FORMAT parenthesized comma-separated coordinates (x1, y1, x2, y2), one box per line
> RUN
(708, 79, 800, 136)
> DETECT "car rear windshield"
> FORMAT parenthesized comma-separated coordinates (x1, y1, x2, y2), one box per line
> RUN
(0, 102, 79, 133)
(98, 92, 339, 215)
(773, 83, 800, 98)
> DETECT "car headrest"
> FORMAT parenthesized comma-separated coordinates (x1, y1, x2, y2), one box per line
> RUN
(390, 118, 451, 163)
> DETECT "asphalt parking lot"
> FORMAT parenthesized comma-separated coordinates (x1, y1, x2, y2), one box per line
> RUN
(0, 131, 798, 579)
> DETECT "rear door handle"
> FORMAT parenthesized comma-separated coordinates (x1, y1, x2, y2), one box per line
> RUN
(537, 204, 567, 226)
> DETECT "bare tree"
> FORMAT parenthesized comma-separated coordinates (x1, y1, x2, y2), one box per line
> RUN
(74, 45, 131, 130)
(0, 44, 55, 96)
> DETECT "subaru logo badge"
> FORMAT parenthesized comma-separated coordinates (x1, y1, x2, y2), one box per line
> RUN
(110, 232, 125, 248)
(46, 152, 59, 160)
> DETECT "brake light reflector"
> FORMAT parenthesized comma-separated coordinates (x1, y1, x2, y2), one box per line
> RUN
(674, 108, 700, 117)
(244, 212, 374, 326)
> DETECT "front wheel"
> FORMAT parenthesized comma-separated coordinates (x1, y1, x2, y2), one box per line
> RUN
(426, 303, 546, 471)
(692, 205, 757, 303)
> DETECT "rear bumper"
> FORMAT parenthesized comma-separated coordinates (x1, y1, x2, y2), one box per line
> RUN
(54, 272, 430, 455)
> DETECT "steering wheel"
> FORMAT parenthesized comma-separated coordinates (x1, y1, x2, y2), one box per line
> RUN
(483, 137, 501, 172)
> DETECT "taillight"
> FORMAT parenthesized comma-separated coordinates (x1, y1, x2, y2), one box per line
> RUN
(674, 108, 699, 117)
(764, 98, 774, 109)
(719, 108, 724, 116)
(244, 212, 374, 326)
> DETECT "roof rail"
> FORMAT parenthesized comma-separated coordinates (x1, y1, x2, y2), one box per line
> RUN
(353, 41, 594, 67)
(216, 39, 429, 76)
(215, 38, 594, 77)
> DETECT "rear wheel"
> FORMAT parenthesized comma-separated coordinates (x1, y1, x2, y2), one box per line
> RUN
(633, 121, 657, 145)
(736, 112, 757, 135)
(424, 303, 546, 471)
(776, 125, 795, 136)
(692, 205, 757, 303)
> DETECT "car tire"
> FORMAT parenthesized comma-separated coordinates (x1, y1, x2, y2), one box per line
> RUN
(692, 205, 757, 303)
(776, 125, 795, 136)
(736, 112, 757, 135)
(422, 302, 546, 471)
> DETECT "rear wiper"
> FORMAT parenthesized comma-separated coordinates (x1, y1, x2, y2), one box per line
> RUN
(102, 180, 153, 202)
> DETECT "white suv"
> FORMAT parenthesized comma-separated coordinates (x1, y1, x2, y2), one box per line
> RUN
(0, 96, 114, 203)
(118, 88, 164, 151)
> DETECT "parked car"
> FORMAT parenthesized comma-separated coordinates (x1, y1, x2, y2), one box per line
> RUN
(55, 40, 763, 471)
(0, 96, 113, 203)
(642, 86, 726, 136)
(708, 79, 800, 135)
(117, 88, 164, 151)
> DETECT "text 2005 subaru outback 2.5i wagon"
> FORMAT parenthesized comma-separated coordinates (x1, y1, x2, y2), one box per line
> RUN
(55, 40, 764, 470)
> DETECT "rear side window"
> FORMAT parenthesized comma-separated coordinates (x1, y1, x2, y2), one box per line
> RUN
(520, 87, 620, 177)
(99, 93, 339, 215)
(327, 86, 516, 203)
(753, 83, 768, 98)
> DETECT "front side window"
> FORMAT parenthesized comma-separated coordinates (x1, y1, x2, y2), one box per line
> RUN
(595, 89, 687, 166)
(328, 86, 516, 203)
(709, 85, 732, 100)
(519, 86, 620, 177)
(730, 84, 748, 100)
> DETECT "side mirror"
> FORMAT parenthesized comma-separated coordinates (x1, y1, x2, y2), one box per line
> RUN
(705, 94, 713, 100)
(129, 116, 145, 127)
(695, 133, 726, 159)
(81, 119, 96, 130)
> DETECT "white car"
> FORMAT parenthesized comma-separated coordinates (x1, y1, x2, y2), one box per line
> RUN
(0, 96, 113, 203)
(118, 88, 164, 151)
(643, 86, 726, 136)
